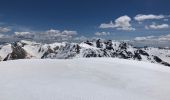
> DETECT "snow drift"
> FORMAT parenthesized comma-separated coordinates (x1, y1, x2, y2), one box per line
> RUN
(0, 58, 170, 100)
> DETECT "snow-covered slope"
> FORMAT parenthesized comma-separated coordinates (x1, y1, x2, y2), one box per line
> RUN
(0, 44, 12, 60)
(0, 58, 170, 100)
(143, 47, 170, 63)
(0, 40, 170, 66)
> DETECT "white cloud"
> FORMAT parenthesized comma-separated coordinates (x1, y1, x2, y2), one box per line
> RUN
(158, 34, 170, 41)
(43, 29, 62, 38)
(45, 29, 77, 36)
(74, 36, 88, 41)
(99, 15, 135, 31)
(164, 19, 169, 21)
(0, 27, 11, 33)
(62, 30, 78, 36)
(99, 21, 114, 29)
(95, 32, 110, 36)
(133, 34, 170, 47)
(134, 36, 156, 41)
(134, 34, 170, 42)
(43, 29, 77, 39)
(134, 14, 165, 21)
(145, 23, 169, 30)
(145, 25, 149, 30)
(0, 34, 4, 38)
(13, 29, 78, 42)
(150, 23, 169, 29)
(46, 29, 60, 34)
(15, 32, 33, 36)
(14, 31, 34, 39)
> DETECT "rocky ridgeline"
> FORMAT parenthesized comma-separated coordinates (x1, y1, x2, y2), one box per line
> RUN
(0, 39, 170, 67)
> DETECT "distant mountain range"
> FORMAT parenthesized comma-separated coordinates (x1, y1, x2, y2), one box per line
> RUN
(0, 40, 170, 67)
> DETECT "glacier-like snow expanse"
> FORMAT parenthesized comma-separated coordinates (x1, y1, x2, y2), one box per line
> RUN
(0, 58, 170, 100)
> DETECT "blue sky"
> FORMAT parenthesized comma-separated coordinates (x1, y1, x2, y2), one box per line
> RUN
(0, 0, 170, 44)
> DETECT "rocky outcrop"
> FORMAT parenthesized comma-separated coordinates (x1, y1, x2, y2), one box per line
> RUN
(154, 56, 170, 67)
(3, 42, 28, 61)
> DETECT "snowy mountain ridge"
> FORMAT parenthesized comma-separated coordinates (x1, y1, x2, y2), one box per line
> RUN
(0, 40, 170, 66)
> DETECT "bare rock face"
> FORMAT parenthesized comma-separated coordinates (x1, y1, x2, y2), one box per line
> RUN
(3, 42, 28, 61)
(119, 42, 128, 50)
(41, 46, 55, 59)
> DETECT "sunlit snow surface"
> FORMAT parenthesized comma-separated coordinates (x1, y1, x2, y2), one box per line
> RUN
(0, 58, 170, 100)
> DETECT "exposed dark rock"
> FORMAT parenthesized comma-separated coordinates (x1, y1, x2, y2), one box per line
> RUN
(96, 39, 102, 48)
(136, 49, 149, 56)
(53, 46, 59, 51)
(118, 52, 129, 59)
(127, 51, 133, 58)
(153, 56, 162, 63)
(119, 42, 127, 50)
(84, 40, 93, 46)
(161, 62, 170, 67)
(3, 54, 10, 61)
(105, 40, 113, 50)
(153, 56, 170, 67)
(41, 46, 54, 59)
(84, 50, 97, 58)
(134, 52, 142, 60)
(75, 44, 80, 54)
(4, 42, 28, 61)
(11, 43, 27, 59)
